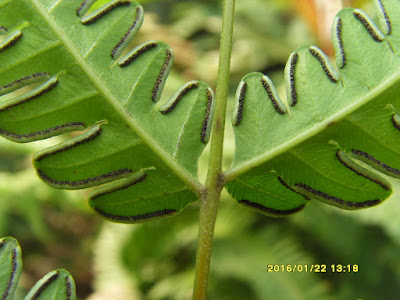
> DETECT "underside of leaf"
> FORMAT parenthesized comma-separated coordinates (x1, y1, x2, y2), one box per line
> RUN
(0, 0, 214, 222)
(0, 237, 22, 300)
(226, 0, 400, 216)
(25, 269, 76, 300)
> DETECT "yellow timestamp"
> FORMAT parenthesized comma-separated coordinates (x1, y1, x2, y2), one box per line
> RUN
(266, 264, 359, 273)
(330, 264, 359, 273)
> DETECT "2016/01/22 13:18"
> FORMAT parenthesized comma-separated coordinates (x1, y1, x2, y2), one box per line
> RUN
(266, 264, 359, 272)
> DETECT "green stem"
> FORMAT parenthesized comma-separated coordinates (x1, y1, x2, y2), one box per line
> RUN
(192, 0, 235, 299)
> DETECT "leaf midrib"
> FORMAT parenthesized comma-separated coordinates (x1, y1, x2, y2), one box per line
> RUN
(28, 0, 203, 194)
(225, 70, 400, 181)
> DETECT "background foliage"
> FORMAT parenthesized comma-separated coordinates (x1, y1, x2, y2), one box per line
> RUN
(1, 0, 400, 299)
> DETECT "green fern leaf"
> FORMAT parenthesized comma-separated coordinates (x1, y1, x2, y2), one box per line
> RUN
(25, 269, 76, 300)
(0, 237, 22, 300)
(225, 0, 400, 215)
(0, 0, 213, 222)
(3, 0, 400, 222)
(0, 237, 76, 300)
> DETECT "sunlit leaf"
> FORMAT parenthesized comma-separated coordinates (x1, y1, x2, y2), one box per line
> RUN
(0, 0, 213, 223)
(0, 237, 22, 300)
(226, 0, 400, 216)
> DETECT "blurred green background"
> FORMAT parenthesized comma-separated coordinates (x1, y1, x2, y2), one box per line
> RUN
(2, 0, 400, 299)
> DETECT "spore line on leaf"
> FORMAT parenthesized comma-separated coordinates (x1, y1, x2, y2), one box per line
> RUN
(94, 207, 177, 222)
(31, 272, 59, 300)
(119, 41, 158, 67)
(0, 30, 22, 53)
(288, 53, 298, 106)
(294, 183, 381, 208)
(309, 46, 339, 83)
(160, 82, 199, 114)
(201, 88, 214, 143)
(336, 150, 390, 190)
(261, 76, 287, 114)
(111, 6, 143, 59)
(353, 9, 385, 42)
(37, 169, 133, 188)
(152, 49, 173, 102)
(376, 0, 392, 35)
(334, 17, 346, 68)
(239, 199, 305, 215)
(233, 81, 247, 125)
(80, 0, 131, 25)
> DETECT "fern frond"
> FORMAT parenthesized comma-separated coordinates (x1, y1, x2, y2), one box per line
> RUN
(226, 0, 400, 215)
(0, 0, 214, 222)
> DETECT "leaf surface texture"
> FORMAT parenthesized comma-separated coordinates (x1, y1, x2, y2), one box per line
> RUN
(226, 0, 400, 215)
(0, 0, 213, 222)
